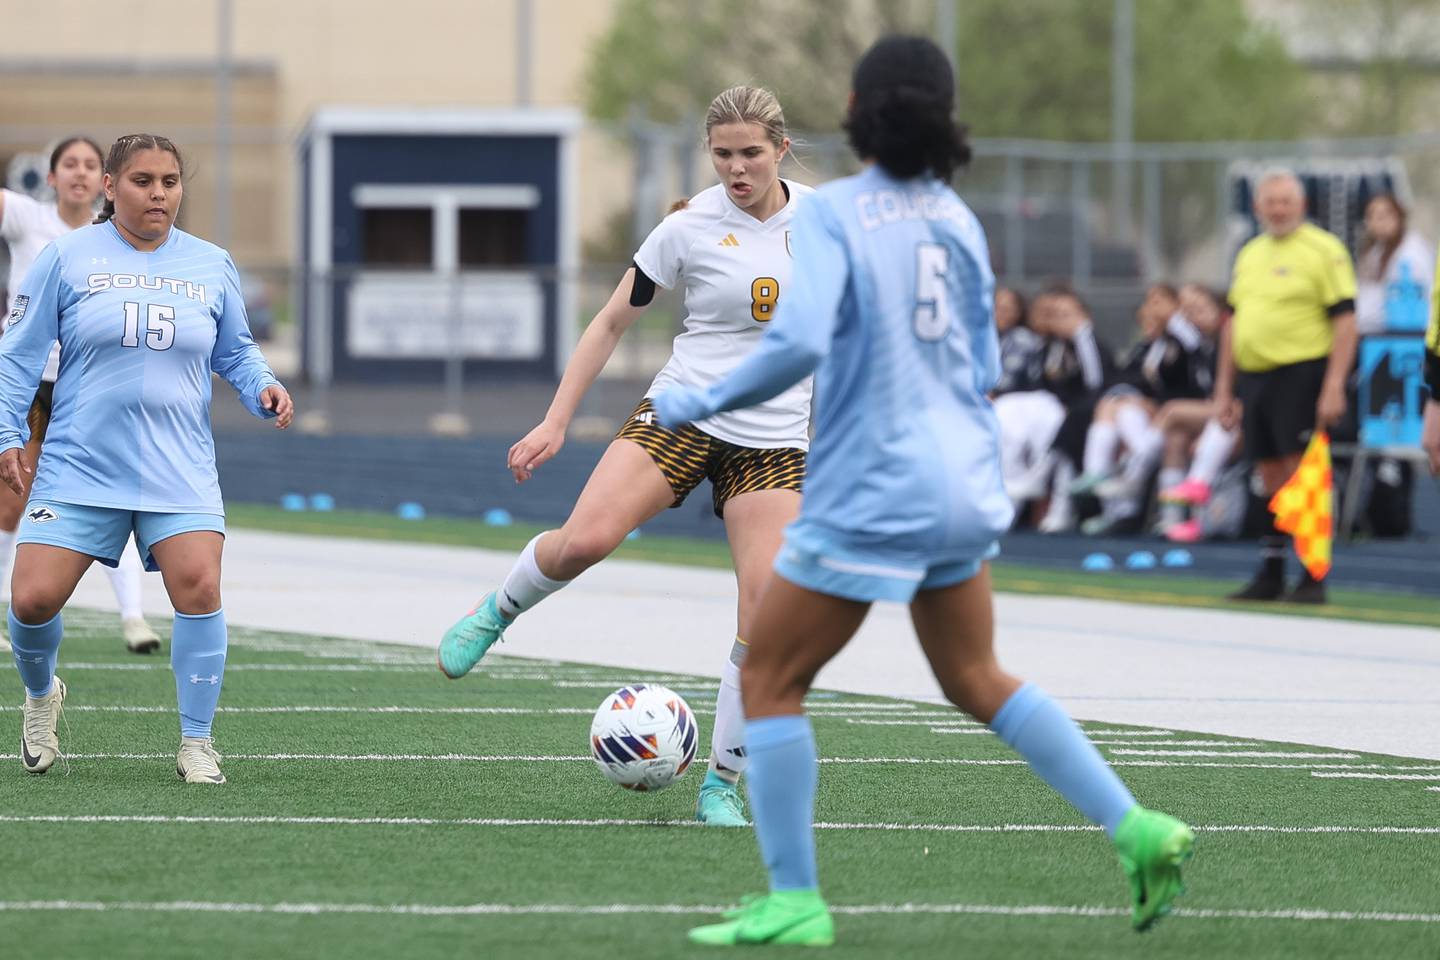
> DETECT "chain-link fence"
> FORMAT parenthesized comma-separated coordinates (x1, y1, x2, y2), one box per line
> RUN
(6, 120, 1440, 437)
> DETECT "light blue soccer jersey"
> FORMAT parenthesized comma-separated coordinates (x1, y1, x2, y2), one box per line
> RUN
(0, 220, 278, 513)
(654, 165, 1014, 562)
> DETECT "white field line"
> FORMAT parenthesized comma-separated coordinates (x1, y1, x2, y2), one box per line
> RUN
(56, 663, 718, 681)
(9, 753, 1437, 771)
(0, 899, 1437, 923)
(1311, 772, 1440, 781)
(1076, 729, 1176, 736)
(0, 704, 921, 719)
(5, 814, 1440, 837)
(1109, 750, 1360, 759)
(1091, 740, 1262, 747)
(846, 719, 984, 727)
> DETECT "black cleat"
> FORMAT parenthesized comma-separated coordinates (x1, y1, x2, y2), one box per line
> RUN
(1284, 575, 1327, 605)
(1227, 571, 1285, 602)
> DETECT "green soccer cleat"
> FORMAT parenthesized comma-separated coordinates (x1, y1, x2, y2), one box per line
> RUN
(437, 593, 509, 679)
(688, 889, 834, 947)
(1114, 806, 1194, 932)
(696, 772, 749, 827)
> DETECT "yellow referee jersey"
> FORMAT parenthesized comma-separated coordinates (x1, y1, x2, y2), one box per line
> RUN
(1427, 246, 1439, 400)
(1228, 222, 1357, 373)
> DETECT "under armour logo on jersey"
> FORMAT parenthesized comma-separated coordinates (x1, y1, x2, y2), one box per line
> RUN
(634, 411, 656, 425)
(90, 257, 108, 266)
(718, 233, 741, 247)
(189, 674, 221, 685)
(25, 506, 58, 524)
(6, 295, 29, 326)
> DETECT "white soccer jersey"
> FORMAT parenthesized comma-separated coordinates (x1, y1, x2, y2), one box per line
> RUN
(634, 179, 814, 450)
(1, 189, 69, 382)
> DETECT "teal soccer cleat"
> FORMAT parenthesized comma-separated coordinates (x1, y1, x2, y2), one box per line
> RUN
(696, 770, 749, 827)
(437, 593, 509, 679)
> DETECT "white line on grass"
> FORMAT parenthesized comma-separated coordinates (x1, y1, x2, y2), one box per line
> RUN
(1110, 750, 1360, 759)
(5, 753, 1435, 772)
(1090, 740, 1263, 747)
(0, 899, 1435, 924)
(0, 705, 933, 719)
(4, 815, 1439, 836)
(1311, 772, 1440, 781)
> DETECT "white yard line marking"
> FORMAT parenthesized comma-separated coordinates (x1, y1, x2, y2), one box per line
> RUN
(1110, 750, 1359, 759)
(846, 719, 984, 727)
(0, 898, 1435, 924)
(1311, 772, 1440, 781)
(0, 705, 927, 719)
(1077, 729, 1175, 736)
(1090, 740, 1262, 747)
(5, 752, 1434, 771)
(3, 815, 1439, 836)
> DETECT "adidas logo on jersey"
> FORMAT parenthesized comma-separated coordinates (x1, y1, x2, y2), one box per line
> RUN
(718, 233, 741, 247)
(634, 411, 656, 426)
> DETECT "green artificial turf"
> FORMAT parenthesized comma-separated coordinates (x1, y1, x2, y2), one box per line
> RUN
(0, 608, 1436, 959)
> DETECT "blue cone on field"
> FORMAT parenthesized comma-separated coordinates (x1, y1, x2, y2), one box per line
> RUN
(280, 493, 306, 512)
(1081, 552, 1114, 572)
(309, 493, 335, 512)
(483, 508, 513, 527)
(1161, 548, 1194, 568)
(1125, 550, 1158, 570)
(396, 502, 426, 521)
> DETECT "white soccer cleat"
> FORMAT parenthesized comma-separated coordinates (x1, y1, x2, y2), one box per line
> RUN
(177, 736, 226, 784)
(122, 617, 161, 654)
(20, 676, 66, 774)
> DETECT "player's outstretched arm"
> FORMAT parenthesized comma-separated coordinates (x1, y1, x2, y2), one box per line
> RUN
(211, 255, 284, 421)
(507, 268, 648, 483)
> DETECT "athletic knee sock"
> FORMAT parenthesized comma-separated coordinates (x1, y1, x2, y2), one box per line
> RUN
(495, 533, 568, 621)
(1114, 404, 1153, 454)
(171, 609, 228, 738)
(1189, 420, 1235, 486)
(0, 528, 16, 604)
(1260, 521, 1287, 580)
(991, 683, 1136, 836)
(745, 714, 819, 891)
(105, 545, 145, 621)
(1157, 467, 1186, 525)
(1083, 422, 1119, 476)
(10, 609, 62, 697)
(707, 638, 748, 784)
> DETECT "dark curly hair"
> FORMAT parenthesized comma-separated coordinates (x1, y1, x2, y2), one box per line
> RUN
(844, 35, 971, 181)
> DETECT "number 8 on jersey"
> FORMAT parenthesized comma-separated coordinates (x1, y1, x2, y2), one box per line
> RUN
(751, 276, 779, 323)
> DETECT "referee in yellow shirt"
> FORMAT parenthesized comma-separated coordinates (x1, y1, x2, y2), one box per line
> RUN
(1214, 169, 1358, 604)
(1424, 246, 1440, 475)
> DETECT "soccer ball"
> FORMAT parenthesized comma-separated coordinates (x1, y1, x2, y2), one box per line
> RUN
(589, 684, 699, 791)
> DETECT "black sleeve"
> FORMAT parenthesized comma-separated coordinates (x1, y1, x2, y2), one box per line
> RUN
(628, 261, 656, 307)
(1327, 298, 1356, 318)
(1426, 348, 1440, 402)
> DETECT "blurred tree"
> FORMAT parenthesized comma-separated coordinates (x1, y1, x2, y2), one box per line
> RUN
(584, 0, 1313, 141)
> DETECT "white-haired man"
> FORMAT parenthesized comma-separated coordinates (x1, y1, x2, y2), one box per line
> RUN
(1215, 170, 1357, 604)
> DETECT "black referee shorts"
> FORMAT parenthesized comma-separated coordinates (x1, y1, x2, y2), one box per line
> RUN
(1236, 357, 1326, 462)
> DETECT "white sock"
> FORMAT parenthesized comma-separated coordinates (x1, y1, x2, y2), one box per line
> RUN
(0, 528, 15, 604)
(1044, 459, 1076, 525)
(495, 533, 568, 621)
(106, 543, 145, 621)
(1114, 404, 1153, 453)
(1158, 467, 1186, 524)
(1189, 420, 1236, 486)
(708, 639, 748, 782)
(1083, 422, 1119, 476)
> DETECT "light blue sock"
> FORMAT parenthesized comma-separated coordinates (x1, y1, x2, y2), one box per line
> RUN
(990, 683, 1137, 836)
(9, 609, 62, 698)
(171, 609, 228, 738)
(744, 715, 819, 892)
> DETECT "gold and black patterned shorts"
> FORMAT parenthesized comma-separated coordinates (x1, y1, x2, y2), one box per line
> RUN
(616, 399, 806, 518)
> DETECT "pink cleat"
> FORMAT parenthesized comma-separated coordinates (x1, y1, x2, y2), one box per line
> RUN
(1160, 479, 1211, 506)
(1165, 519, 1203, 543)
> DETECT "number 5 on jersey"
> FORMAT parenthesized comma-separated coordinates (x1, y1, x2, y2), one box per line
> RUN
(751, 277, 780, 323)
(914, 243, 952, 341)
(122, 301, 176, 351)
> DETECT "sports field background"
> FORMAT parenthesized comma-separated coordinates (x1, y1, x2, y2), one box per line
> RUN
(1, 526, 1437, 958)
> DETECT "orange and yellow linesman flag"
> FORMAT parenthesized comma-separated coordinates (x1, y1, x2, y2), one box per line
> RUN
(1268, 431, 1333, 581)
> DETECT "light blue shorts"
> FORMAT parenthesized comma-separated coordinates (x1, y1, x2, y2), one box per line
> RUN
(17, 501, 225, 572)
(773, 524, 1000, 604)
